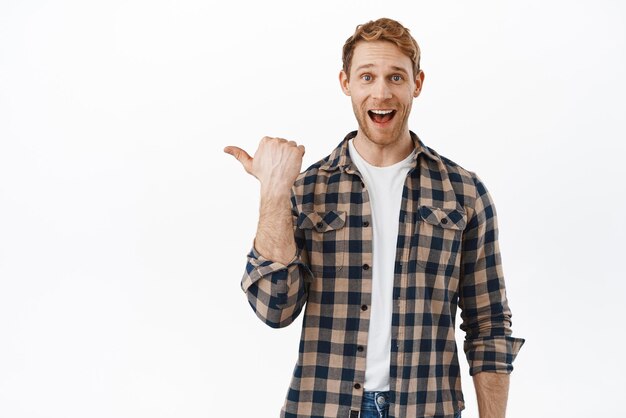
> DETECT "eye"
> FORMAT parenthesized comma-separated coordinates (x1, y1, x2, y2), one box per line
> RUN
(391, 75, 403, 82)
(361, 74, 372, 82)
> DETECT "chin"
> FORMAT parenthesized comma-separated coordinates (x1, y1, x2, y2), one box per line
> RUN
(368, 134, 395, 145)
(363, 125, 402, 145)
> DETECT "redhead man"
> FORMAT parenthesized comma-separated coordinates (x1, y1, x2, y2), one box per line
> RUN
(225, 18, 524, 418)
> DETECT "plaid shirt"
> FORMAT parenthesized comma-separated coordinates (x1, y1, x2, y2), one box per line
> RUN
(241, 131, 524, 418)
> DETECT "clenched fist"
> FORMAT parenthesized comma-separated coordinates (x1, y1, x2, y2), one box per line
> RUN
(224, 137, 305, 196)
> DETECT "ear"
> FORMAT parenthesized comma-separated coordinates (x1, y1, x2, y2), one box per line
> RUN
(413, 70, 425, 98)
(339, 70, 351, 96)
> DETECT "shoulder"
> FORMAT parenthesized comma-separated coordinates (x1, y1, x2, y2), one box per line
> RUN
(293, 138, 347, 187)
(427, 144, 474, 178)
(291, 149, 341, 206)
(421, 144, 499, 227)
(296, 158, 326, 184)
(423, 145, 486, 204)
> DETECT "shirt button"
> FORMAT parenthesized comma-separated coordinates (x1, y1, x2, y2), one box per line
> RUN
(354, 383, 361, 389)
(363, 220, 370, 227)
(316, 221, 324, 229)
(360, 181, 365, 188)
(441, 218, 448, 224)
(362, 264, 370, 270)
(361, 304, 368, 311)
(357, 345, 364, 352)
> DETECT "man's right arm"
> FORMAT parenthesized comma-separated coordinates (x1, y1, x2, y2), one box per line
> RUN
(255, 187, 296, 265)
(225, 137, 311, 328)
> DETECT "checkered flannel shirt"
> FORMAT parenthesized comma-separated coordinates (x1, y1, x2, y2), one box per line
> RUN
(241, 131, 524, 418)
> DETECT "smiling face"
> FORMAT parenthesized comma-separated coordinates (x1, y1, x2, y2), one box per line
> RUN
(340, 40, 425, 150)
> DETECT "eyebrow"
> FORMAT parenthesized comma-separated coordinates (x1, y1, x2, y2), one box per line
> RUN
(354, 64, 410, 76)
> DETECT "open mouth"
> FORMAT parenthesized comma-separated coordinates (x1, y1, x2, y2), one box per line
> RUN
(368, 109, 396, 124)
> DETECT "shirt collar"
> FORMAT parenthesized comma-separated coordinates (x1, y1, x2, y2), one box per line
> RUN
(319, 131, 441, 172)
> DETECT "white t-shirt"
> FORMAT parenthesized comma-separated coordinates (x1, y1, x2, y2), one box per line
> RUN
(348, 139, 416, 391)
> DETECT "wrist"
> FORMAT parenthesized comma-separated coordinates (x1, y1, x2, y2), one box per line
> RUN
(260, 183, 292, 200)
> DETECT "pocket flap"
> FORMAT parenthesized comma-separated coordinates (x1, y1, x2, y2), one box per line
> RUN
(419, 206, 466, 230)
(297, 210, 346, 232)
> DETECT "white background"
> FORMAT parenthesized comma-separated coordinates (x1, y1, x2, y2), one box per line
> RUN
(1, 0, 625, 417)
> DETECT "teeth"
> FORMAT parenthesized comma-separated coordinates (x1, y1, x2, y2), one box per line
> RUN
(370, 110, 393, 115)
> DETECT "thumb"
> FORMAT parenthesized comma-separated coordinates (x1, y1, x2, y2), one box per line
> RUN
(224, 146, 253, 174)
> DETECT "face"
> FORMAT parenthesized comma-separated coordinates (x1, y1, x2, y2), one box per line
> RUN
(340, 40, 425, 147)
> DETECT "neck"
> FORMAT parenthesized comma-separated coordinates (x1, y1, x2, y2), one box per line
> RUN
(353, 130, 414, 167)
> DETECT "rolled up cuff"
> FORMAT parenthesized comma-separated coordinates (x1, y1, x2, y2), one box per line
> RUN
(241, 246, 299, 293)
(464, 335, 525, 376)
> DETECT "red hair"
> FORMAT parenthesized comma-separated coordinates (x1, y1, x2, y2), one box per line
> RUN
(342, 18, 421, 79)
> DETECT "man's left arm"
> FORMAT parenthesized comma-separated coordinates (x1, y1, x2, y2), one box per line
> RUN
(458, 173, 525, 418)
(473, 372, 509, 418)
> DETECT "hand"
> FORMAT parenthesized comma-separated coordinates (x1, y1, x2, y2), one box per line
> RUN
(224, 137, 305, 195)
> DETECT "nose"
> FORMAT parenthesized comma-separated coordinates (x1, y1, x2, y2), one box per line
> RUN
(372, 78, 392, 101)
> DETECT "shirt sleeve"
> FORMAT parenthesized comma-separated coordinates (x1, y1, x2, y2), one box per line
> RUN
(240, 193, 312, 329)
(459, 173, 525, 375)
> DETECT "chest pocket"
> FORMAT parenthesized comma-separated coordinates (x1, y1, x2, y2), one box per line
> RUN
(416, 205, 467, 273)
(297, 210, 346, 275)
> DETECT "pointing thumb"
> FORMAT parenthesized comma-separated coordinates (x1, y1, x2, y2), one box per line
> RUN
(224, 146, 253, 174)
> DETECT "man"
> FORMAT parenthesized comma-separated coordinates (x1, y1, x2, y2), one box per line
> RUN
(225, 18, 524, 418)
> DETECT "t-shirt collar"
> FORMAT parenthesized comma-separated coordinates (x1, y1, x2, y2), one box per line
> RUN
(319, 130, 441, 172)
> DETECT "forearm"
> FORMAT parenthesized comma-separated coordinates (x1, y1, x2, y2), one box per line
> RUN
(473, 372, 510, 418)
(254, 187, 297, 265)
(243, 209, 309, 328)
